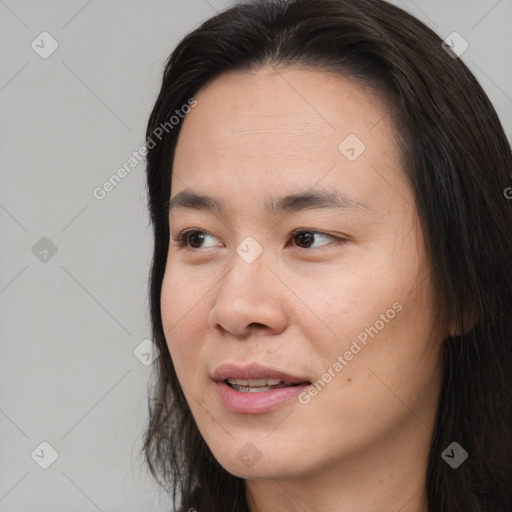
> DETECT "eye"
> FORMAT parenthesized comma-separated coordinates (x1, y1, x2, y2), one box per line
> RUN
(172, 229, 343, 251)
(291, 230, 338, 249)
(171, 229, 220, 249)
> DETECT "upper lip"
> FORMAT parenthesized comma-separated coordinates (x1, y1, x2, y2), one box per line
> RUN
(212, 363, 310, 384)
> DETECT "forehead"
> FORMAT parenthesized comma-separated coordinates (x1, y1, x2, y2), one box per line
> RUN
(172, 65, 410, 216)
(178, 66, 389, 155)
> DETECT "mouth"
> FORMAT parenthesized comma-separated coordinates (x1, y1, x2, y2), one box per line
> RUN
(212, 363, 311, 413)
(212, 363, 310, 385)
(225, 377, 303, 393)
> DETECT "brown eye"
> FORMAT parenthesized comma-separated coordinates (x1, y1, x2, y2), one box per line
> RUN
(172, 230, 219, 249)
(292, 230, 336, 249)
(294, 231, 315, 248)
(186, 231, 207, 249)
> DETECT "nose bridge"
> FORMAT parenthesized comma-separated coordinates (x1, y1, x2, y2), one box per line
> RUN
(208, 238, 287, 335)
(223, 238, 273, 303)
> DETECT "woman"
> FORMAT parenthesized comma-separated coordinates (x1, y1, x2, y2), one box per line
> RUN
(142, 0, 512, 510)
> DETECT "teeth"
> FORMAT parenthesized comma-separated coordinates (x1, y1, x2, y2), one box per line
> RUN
(227, 377, 284, 386)
(226, 377, 299, 392)
(230, 384, 276, 393)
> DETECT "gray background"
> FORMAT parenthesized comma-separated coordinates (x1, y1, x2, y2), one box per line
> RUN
(1, 0, 511, 511)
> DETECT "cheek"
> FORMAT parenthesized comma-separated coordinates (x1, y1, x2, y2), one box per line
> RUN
(286, 257, 406, 352)
(294, 243, 433, 375)
(318, 271, 438, 410)
(160, 268, 212, 406)
(160, 265, 210, 356)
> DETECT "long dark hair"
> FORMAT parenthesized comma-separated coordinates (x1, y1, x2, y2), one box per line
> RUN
(141, 0, 512, 510)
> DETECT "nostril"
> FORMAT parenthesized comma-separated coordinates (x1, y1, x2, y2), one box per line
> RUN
(248, 322, 267, 329)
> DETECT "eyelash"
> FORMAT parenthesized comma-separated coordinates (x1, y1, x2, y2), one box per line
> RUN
(170, 229, 346, 251)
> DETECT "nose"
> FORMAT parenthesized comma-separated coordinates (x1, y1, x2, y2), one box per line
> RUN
(207, 249, 289, 338)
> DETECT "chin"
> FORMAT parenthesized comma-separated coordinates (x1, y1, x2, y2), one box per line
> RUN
(207, 439, 316, 481)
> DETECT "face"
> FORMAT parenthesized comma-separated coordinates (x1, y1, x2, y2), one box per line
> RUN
(160, 66, 442, 481)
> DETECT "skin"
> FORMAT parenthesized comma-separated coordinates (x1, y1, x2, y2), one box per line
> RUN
(161, 66, 443, 512)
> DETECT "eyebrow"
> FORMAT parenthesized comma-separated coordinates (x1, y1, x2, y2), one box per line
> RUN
(168, 189, 370, 216)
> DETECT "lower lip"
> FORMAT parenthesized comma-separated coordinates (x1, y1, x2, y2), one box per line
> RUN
(215, 381, 309, 414)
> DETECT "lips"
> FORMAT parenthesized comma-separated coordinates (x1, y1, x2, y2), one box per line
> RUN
(211, 364, 312, 413)
(212, 363, 310, 386)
